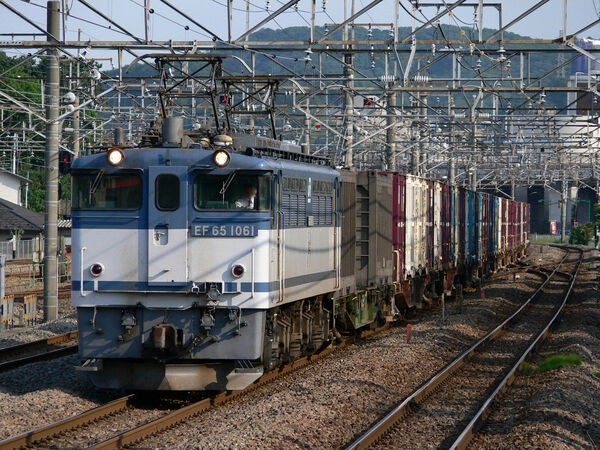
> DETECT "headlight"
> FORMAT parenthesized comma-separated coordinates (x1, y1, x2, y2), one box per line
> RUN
(213, 150, 230, 167)
(107, 148, 124, 166)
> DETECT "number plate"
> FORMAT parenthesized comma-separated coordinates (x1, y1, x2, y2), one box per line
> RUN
(191, 224, 258, 237)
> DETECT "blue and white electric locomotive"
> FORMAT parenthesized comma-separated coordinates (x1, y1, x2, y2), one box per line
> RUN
(72, 120, 340, 390)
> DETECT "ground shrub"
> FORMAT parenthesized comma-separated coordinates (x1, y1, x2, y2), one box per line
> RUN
(569, 223, 594, 245)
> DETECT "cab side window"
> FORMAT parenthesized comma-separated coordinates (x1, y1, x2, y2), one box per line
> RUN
(156, 174, 180, 211)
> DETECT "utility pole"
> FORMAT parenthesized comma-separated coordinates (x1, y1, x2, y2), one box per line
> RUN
(386, 88, 396, 170)
(44, 0, 60, 322)
(343, 0, 354, 168)
(449, 115, 455, 185)
(592, 178, 600, 248)
(144, 0, 151, 43)
(561, 175, 568, 243)
(303, 98, 310, 155)
(344, 60, 354, 167)
(73, 32, 81, 158)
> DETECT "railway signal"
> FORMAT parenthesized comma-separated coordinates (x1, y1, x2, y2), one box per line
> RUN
(363, 97, 375, 107)
(58, 150, 72, 174)
(219, 94, 230, 105)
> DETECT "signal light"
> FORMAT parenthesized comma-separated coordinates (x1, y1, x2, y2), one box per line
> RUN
(58, 150, 72, 174)
(363, 97, 374, 106)
(90, 263, 104, 277)
(231, 264, 245, 278)
(219, 94, 229, 105)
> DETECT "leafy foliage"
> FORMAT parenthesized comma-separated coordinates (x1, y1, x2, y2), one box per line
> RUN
(569, 222, 594, 245)
(1, 51, 99, 215)
(26, 169, 71, 214)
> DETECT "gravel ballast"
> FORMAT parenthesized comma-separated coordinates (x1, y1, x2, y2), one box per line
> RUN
(469, 247, 600, 449)
(0, 316, 77, 350)
(137, 247, 563, 449)
(3, 245, 593, 449)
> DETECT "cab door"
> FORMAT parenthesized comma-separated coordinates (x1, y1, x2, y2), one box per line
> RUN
(148, 166, 188, 285)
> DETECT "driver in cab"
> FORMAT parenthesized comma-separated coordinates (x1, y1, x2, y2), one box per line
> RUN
(235, 185, 257, 209)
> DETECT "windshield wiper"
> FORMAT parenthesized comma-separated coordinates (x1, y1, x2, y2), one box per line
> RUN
(219, 170, 237, 200)
(90, 169, 105, 197)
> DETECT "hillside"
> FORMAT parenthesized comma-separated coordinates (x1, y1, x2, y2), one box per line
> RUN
(112, 24, 572, 109)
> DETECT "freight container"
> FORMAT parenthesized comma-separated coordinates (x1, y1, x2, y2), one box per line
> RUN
(433, 181, 443, 270)
(466, 189, 476, 264)
(441, 182, 452, 267)
(392, 173, 406, 282)
(355, 171, 393, 288)
(451, 186, 460, 265)
(339, 169, 357, 296)
(405, 174, 428, 276)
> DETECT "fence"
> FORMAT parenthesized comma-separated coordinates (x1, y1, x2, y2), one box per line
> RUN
(0, 238, 41, 260)
(1, 295, 14, 329)
(5, 260, 71, 295)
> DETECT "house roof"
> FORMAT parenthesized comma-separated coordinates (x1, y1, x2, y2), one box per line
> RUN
(0, 198, 44, 233)
(0, 168, 33, 185)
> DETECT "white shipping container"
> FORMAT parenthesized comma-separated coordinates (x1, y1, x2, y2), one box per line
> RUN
(405, 175, 428, 276)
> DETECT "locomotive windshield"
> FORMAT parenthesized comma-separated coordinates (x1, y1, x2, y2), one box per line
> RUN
(195, 173, 271, 210)
(72, 172, 142, 210)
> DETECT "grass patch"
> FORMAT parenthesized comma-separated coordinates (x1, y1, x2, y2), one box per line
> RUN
(523, 354, 582, 373)
(595, 372, 600, 379)
(521, 362, 536, 372)
(530, 235, 562, 244)
(537, 354, 582, 372)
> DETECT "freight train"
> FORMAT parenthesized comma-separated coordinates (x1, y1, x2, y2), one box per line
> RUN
(71, 118, 529, 390)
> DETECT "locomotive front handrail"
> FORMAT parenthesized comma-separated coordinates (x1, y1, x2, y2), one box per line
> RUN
(80, 247, 87, 297)
(251, 248, 255, 298)
(276, 209, 285, 302)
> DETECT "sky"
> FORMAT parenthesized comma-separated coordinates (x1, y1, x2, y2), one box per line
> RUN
(1, 0, 600, 68)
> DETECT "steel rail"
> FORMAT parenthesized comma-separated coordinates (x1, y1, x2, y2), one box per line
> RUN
(0, 324, 390, 449)
(89, 344, 344, 449)
(0, 330, 78, 373)
(346, 246, 574, 450)
(0, 395, 134, 449)
(450, 246, 583, 450)
(90, 323, 390, 449)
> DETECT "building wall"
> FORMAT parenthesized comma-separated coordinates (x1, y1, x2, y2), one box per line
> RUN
(0, 172, 22, 205)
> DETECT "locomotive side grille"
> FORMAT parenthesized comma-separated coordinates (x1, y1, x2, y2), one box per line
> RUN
(314, 195, 333, 225)
(282, 193, 307, 227)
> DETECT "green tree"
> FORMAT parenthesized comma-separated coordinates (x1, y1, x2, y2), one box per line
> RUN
(569, 222, 594, 245)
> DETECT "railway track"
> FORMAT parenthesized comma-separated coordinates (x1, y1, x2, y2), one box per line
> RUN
(0, 247, 563, 449)
(0, 324, 390, 449)
(0, 330, 78, 374)
(345, 245, 582, 450)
